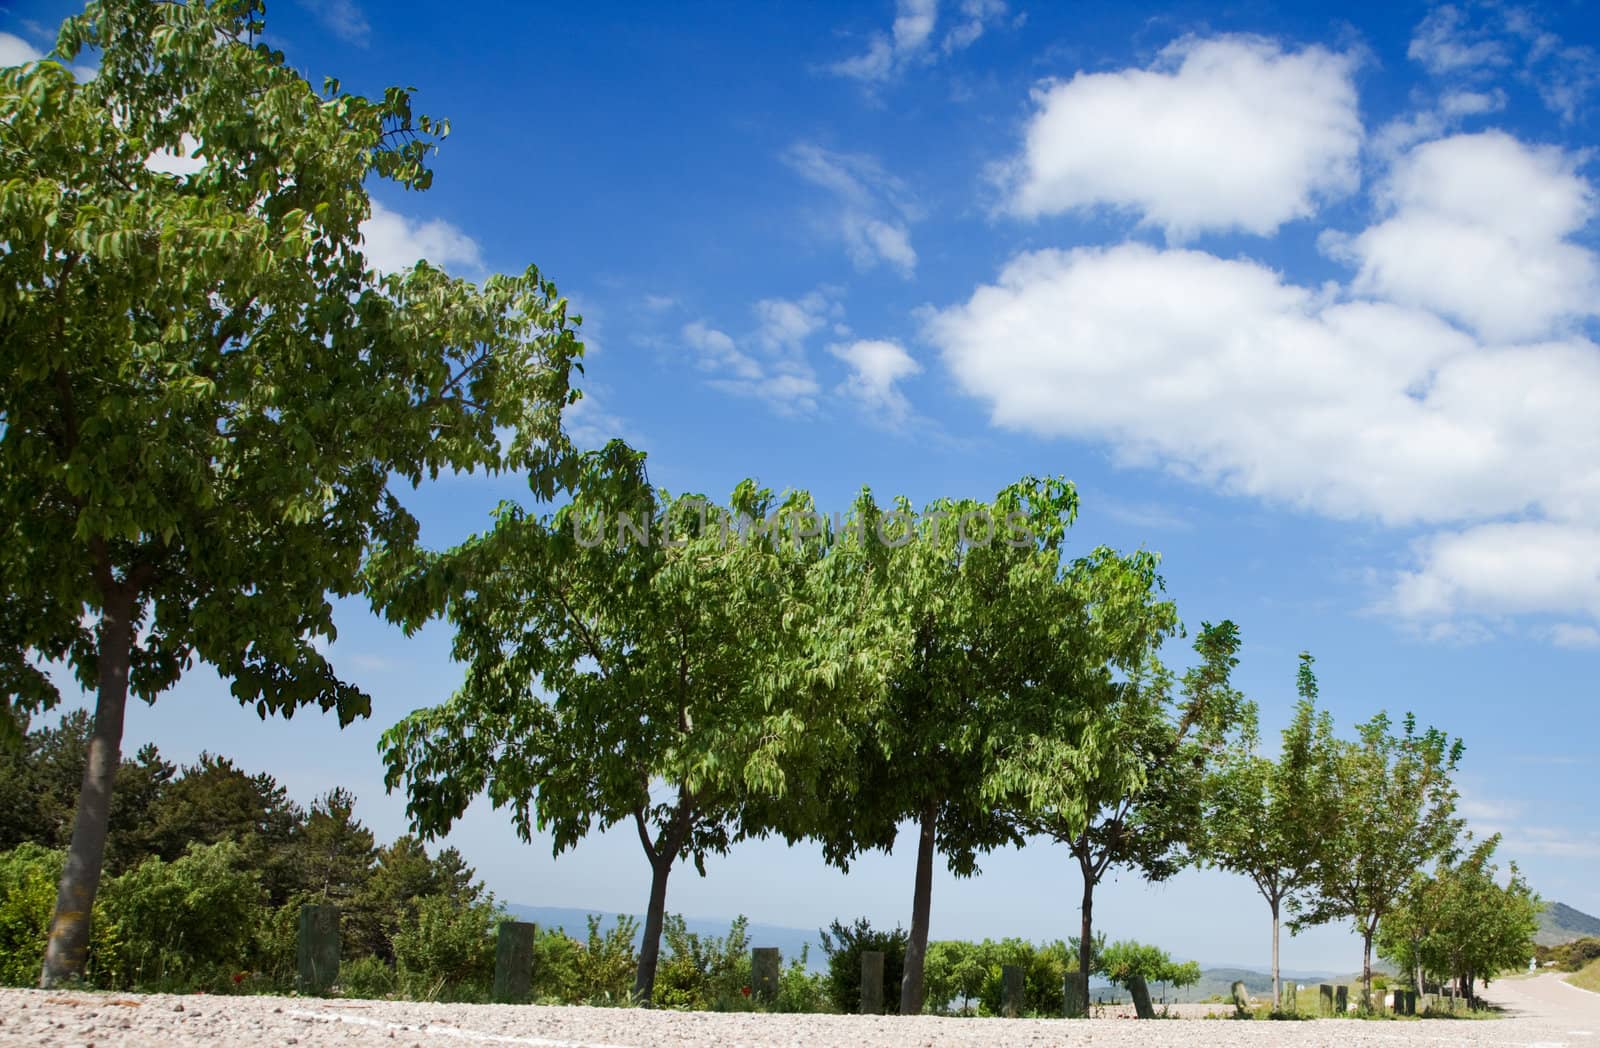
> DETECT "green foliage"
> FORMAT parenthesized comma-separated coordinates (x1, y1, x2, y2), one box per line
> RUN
(773, 947, 832, 1013)
(0, 844, 68, 984)
(380, 460, 847, 1000)
(1, 0, 584, 982)
(1099, 939, 1198, 992)
(654, 914, 751, 1010)
(973, 938, 1074, 1017)
(819, 917, 908, 1014)
(391, 892, 499, 1000)
(1537, 936, 1600, 972)
(1378, 834, 1539, 996)
(95, 841, 261, 990)
(574, 913, 641, 1004)
(1300, 709, 1464, 1002)
(1569, 958, 1600, 994)
(1202, 655, 1340, 1003)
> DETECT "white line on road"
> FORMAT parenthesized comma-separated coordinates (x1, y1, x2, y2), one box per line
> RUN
(287, 1009, 642, 1048)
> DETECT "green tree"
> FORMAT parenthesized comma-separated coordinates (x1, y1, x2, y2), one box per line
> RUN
(2, 0, 584, 985)
(380, 456, 845, 1001)
(1379, 833, 1539, 1003)
(1300, 709, 1464, 1007)
(148, 754, 303, 903)
(806, 478, 1084, 1014)
(1203, 653, 1338, 1007)
(818, 916, 908, 1014)
(995, 618, 1244, 1011)
(1098, 938, 1199, 1006)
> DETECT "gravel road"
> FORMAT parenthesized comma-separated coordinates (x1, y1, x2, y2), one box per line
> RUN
(2, 973, 1594, 1047)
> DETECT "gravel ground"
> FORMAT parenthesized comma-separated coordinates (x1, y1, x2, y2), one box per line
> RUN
(1, 973, 1595, 1047)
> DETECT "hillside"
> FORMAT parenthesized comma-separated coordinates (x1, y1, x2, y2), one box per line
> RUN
(1538, 902, 1600, 947)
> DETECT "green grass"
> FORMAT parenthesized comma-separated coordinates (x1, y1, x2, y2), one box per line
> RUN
(1569, 959, 1600, 994)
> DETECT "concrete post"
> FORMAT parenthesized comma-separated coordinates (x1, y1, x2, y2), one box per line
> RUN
(1130, 974, 1156, 1019)
(1335, 985, 1349, 1013)
(860, 950, 885, 1015)
(752, 947, 781, 1004)
(492, 921, 536, 1003)
(1063, 971, 1086, 1017)
(296, 903, 340, 995)
(1001, 964, 1024, 1017)
(1230, 980, 1250, 1018)
(1319, 984, 1334, 1015)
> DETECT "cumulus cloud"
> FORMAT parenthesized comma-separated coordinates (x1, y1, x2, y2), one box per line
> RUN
(783, 143, 920, 275)
(926, 239, 1600, 632)
(682, 292, 844, 414)
(829, 339, 921, 425)
(1328, 132, 1600, 343)
(831, 0, 1008, 82)
(1004, 36, 1361, 239)
(0, 31, 43, 66)
(359, 201, 483, 276)
(1390, 523, 1600, 621)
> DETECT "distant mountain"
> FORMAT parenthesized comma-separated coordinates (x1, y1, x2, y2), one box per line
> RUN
(504, 905, 828, 972)
(1537, 902, 1600, 947)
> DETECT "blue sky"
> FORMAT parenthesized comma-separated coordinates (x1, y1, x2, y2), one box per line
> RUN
(4, 0, 1599, 973)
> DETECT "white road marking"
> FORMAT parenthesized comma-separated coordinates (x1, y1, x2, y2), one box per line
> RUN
(287, 1009, 641, 1048)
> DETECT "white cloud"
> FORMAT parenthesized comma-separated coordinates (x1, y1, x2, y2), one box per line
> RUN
(359, 201, 483, 276)
(831, 0, 1007, 82)
(1407, 5, 1506, 76)
(1330, 132, 1600, 342)
(0, 31, 43, 66)
(682, 292, 842, 413)
(1004, 36, 1361, 239)
(927, 239, 1600, 633)
(783, 143, 919, 275)
(1549, 623, 1600, 650)
(145, 133, 208, 177)
(564, 388, 635, 451)
(1390, 523, 1600, 621)
(829, 339, 921, 425)
(295, 0, 371, 46)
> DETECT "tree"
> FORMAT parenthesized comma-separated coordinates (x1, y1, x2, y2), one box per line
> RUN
(805, 478, 1085, 1014)
(148, 754, 303, 904)
(380, 453, 846, 1001)
(1099, 939, 1200, 1008)
(1378, 833, 1539, 1003)
(1203, 653, 1338, 1007)
(995, 619, 1248, 1011)
(1299, 708, 1463, 1007)
(1, 0, 583, 984)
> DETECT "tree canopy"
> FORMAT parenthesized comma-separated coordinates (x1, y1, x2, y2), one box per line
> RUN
(1, 0, 584, 984)
(381, 449, 850, 1000)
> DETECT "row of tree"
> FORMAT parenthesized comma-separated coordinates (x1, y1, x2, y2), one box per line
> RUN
(0, 0, 1537, 1007)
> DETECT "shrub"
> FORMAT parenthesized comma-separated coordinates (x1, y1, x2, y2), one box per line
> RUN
(655, 914, 751, 1010)
(819, 917, 907, 1014)
(96, 840, 261, 990)
(773, 945, 832, 1013)
(573, 914, 639, 1004)
(0, 844, 65, 985)
(975, 938, 1072, 1017)
(391, 892, 498, 1000)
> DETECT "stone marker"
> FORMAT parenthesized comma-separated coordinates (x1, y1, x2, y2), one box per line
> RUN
(1063, 972, 1086, 1018)
(752, 948, 781, 1003)
(1319, 984, 1334, 1015)
(1403, 989, 1417, 1015)
(1230, 980, 1250, 1018)
(1001, 964, 1024, 1017)
(492, 921, 536, 1003)
(296, 903, 339, 994)
(860, 950, 885, 1015)
(1335, 985, 1349, 1013)
(1130, 974, 1156, 1019)
(1281, 982, 1297, 1013)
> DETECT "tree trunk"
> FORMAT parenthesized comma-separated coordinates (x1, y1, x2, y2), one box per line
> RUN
(1270, 896, 1281, 1010)
(899, 800, 937, 1015)
(1078, 852, 1095, 1012)
(40, 593, 134, 987)
(632, 853, 673, 1003)
(1361, 926, 1374, 1012)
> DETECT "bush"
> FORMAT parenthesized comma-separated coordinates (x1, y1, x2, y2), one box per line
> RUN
(819, 917, 907, 1014)
(0, 844, 65, 985)
(654, 913, 751, 1010)
(975, 938, 1072, 1017)
(571, 914, 639, 1004)
(96, 840, 261, 990)
(773, 945, 833, 1013)
(391, 892, 498, 1000)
